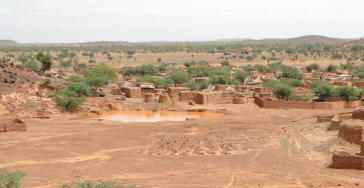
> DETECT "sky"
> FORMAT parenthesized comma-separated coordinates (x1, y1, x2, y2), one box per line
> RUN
(0, 0, 363, 43)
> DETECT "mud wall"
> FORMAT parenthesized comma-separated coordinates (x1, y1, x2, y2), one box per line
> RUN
(353, 81, 364, 89)
(338, 124, 363, 145)
(195, 92, 223, 105)
(255, 97, 361, 110)
(233, 97, 248, 104)
(330, 115, 341, 131)
(167, 87, 190, 94)
(179, 91, 197, 101)
(332, 152, 364, 169)
(317, 115, 335, 123)
(215, 85, 236, 91)
(145, 93, 155, 103)
(218, 97, 233, 104)
(352, 109, 364, 120)
(0, 118, 26, 132)
(124, 87, 142, 98)
(255, 87, 272, 94)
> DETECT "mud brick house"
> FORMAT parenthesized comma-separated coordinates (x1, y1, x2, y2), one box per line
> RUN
(124, 87, 142, 98)
(167, 87, 190, 95)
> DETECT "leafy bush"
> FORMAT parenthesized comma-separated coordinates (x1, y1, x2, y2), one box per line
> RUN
(238, 54, 245, 59)
(36, 52, 52, 71)
(283, 79, 303, 87)
(244, 65, 257, 72)
(210, 68, 230, 77)
(48, 89, 84, 109)
(86, 75, 106, 91)
(184, 82, 199, 91)
(273, 84, 294, 101)
(89, 59, 96, 63)
(61, 176, 136, 188)
(67, 82, 92, 96)
(0, 168, 27, 188)
(127, 55, 133, 58)
(166, 70, 191, 84)
(312, 82, 335, 101)
(210, 76, 240, 86)
(187, 65, 210, 77)
(299, 94, 311, 101)
(233, 70, 248, 83)
(136, 76, 173, 87)
(277, 66, 303, 80)
(199, 60, 209, 65)
(335, 86, 363, 101)
(326, 64, 338, 72)
(88, 63, 118, 82)
(23, 58, 40, 71)
(183, 62, 191, 67)
(351, 67, 364, 78)
(220, 60, 230, 66)
(79, 63, 87, 68)
(39, 78, 52, 85)
(256, 65, 267, 73)
(60, 60, 72, 68)
(68, 75, 83, 82)
(121, 64, 160, 76)
(263, 80, 280, 88)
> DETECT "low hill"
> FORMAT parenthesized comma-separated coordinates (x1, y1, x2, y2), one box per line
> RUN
(237, 35, 355, 44)
(345, 38, 364, 45)
(78, 41, 129, 45)
(0, 40, 20, 46)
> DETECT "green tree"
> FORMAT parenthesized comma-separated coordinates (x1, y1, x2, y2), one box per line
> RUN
(88, 63, 118, 82)
(86, 75, 106, 92)
(108, 56, 114, 61)
(157, 58, 161, 63)
(273, 84, 294, 101)
(17, 55, 28, 64)
(184, 82, 199, 91)
(199, 60, 209, 65)
(233, 70, 248, 83)
(184, 62, 191, 67)
(23, 58, 40, 71)
(190, 61, 198, 66)
(36, 52, 52, 71)
(220, 60, 230, 66)
(48, 89, 84, 109)
(312, 82, 335, 101)
(335, 86, 362, 101)
(326, 64, 338, 72)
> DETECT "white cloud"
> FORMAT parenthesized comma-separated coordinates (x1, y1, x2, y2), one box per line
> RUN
(0, 8, 12, 15)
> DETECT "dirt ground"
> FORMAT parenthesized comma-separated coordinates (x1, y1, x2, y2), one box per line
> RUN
(1, 99, 363, 187)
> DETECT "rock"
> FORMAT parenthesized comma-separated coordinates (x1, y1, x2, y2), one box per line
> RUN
(189, 100, 196, 106)
(99, 92, 106, 97)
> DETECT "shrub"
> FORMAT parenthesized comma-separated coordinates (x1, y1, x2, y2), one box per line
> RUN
(335, 86, 362, 101)
(312, 82, 335, 101)
(351, 67, 364, 78)
(68, 75, 83, 82)
(256, 65, 267, 73)
(23, 58, 40, 71)
(233, 70, 248, 83)
(157, 58, 161, 63)
(61, 176, 137, 188)
(326, 64, 338, 72)
(283, 79, 303, 87)
(136, 76, 173, 87)
(89, 59, 96, 63)
(263, 80, 280, 88)
(190, 61, 198, 66)
(299, 94, 311, 101)
(183, 62, 191, 67)
(184, 82, 199, 91)
(48, 89, 84, 109)
(244, 65, 257, 72)
(0, 168, 27, 188)
(166, 70, 191, 84)
(246, 56, 253, 60)
(187, 65, 210, 77)
(273, 84, 294, 101)
(121, 64, 160, 76)
(238, 54, 245, 59)
(86, 75, 106, 91)
(79, 63, 87, 68)
(67, 82, 92, 96)
(277, 66, 303, 80)
(88, 63, 118, 82)
(210, 68, 230, 77)
(39, 78, 52, 85)
(60, 60, 72, 68)
(210, 76, 240, 86)
(199, 60, 209, 65)
(220, 60, 230, 66)
(36, 52, 52, 71)
(127, 54, 133, 58)
(158, 65, 168, 72)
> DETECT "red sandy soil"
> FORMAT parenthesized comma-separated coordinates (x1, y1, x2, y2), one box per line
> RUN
(1, 100, 363, 188)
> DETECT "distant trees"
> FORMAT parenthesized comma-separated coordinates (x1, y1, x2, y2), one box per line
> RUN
(306, 63, 320, 72)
